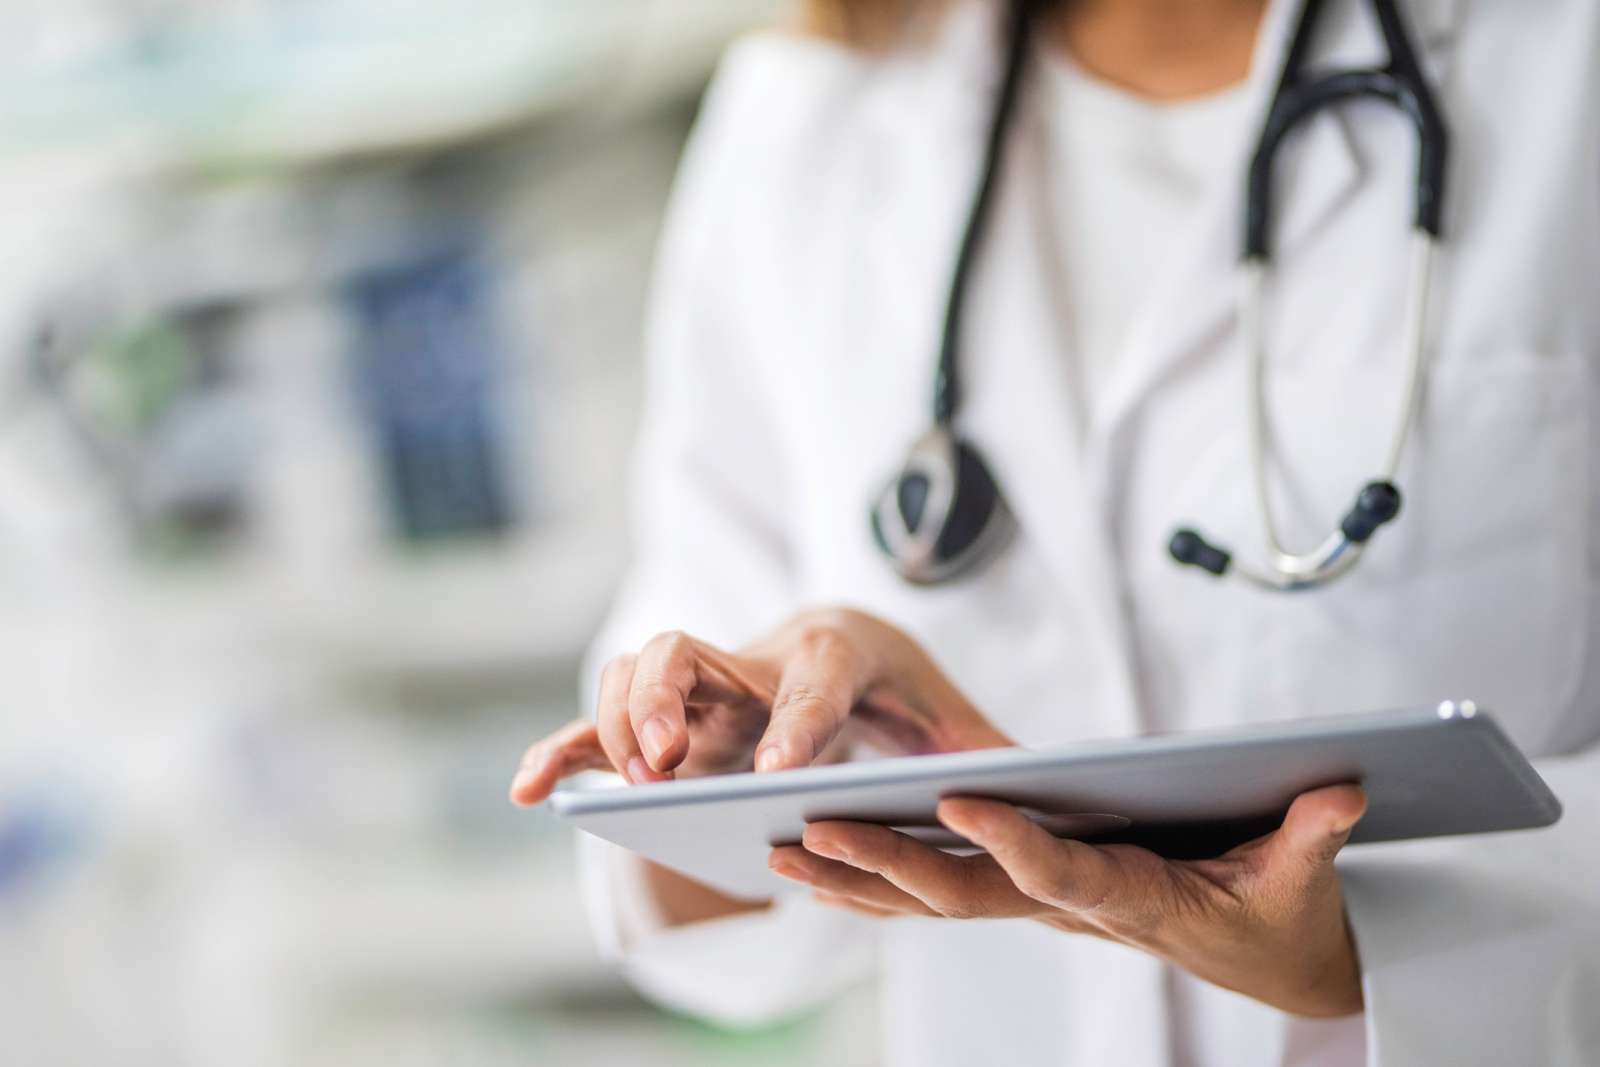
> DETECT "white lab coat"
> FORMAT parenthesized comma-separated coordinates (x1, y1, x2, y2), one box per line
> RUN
(576, 0, 1600, 1063)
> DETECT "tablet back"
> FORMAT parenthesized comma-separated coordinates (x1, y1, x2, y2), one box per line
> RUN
(551, 705, 1561, 899)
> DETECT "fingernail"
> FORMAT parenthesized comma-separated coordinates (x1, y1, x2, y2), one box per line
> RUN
(640, 718, 672, 766)
(768, 859, 811, 883)
(806, 838, 849, 863)
(756, 746, 784, 773)
(626, 756, 658, 785)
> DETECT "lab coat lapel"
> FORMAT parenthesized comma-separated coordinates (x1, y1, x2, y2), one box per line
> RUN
(1090, 0, 1464, 459)
(960, 99, 1145, 737)
(867, 2, 1143, 736)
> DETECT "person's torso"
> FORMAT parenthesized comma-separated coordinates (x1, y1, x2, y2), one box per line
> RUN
(695, 0, 1600, 1063)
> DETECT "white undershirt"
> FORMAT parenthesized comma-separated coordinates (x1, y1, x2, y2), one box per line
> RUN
(1041, 53, 1254, 404)
(1042, 59, 1371, 1067)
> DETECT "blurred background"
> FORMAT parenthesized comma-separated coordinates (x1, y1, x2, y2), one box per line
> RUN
(0, 2, 876, 1064)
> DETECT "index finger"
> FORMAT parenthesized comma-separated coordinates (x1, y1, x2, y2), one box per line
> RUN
(625, 632, 702, 773)
(755, 628, 866, 772)
(802, 820, 1038, 920)
(936, 798, 1128, 919)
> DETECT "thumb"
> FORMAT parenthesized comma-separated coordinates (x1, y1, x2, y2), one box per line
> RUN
(509, 720, 609, 806)
(1265, 783, 1368, 886)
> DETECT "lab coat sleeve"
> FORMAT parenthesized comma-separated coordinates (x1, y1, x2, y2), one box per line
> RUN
(572, 35, 881, 1029)
(1341, 118, 1600, 1058)
(1340, 743, 1600, 1065)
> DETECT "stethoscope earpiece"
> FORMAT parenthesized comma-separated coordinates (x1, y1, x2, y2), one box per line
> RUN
(1170, 480, 1407, 590)
(1168, 529, 1232, 577)
(1340, 481, 1402, 543)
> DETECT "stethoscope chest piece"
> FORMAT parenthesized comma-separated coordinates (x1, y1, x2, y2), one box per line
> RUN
(869, 0, 1037, 588)
(871, 427, 1016, 585)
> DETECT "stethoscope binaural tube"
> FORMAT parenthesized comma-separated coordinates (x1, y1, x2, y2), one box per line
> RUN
(1169, 0, 1449, 592)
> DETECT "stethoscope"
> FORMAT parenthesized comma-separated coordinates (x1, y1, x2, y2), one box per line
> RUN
(870, 0, 1449, 591)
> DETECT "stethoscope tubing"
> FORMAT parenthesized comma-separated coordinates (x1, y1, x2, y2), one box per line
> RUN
(1239, 230, 1436, 589)
(876, 0, 1449, 593)
(1204, 0, 1447, 591)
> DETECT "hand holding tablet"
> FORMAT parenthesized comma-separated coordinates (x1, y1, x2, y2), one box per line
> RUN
(510, 610, 1561, 1019)
(544, 705, 1558, 1016)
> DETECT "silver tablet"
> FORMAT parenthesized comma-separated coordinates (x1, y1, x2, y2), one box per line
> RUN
(550, 703, 1562, 900)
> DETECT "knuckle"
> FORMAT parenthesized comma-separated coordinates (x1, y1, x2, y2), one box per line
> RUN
(794, 620, 851, 660)
(629, 680, 679, 716)
(1093, 882, 1171, 942)
(775, 683, 833, 718)
(814, 868, 855, 895)
(770, 689, 839, 761)
(882, 832, 917, 870)
(1010, 858, 1094, 916)
(1097, 907, 1158, 942)
(1315, 835, 1349, 869)
(1242, 875, 1291, 920)
(1013, 869, 1072, 909)
(805, 606, 868, 632)
(926, 875, 989, 921)
(986, 842, 1044, 895)
(931, 898, 985, 920)
(649, 629, 694, 660)
(596, 659, 635, 707)
(791, 605, 844, 628)
(637, 632, 700, 691)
